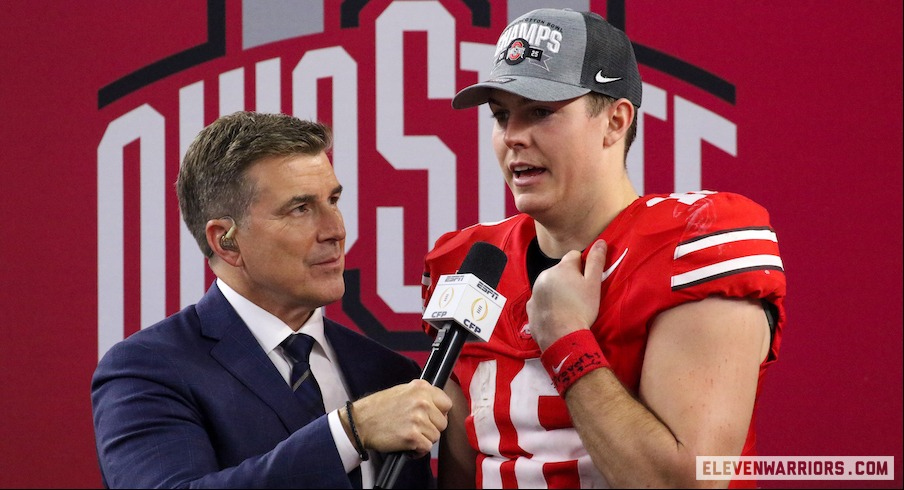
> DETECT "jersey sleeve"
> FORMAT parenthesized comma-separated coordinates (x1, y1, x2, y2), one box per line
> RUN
(668, 192, 787, 361)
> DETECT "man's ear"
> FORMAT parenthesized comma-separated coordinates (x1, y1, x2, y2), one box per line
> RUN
(604, 98, 635, 148)
(206, 217, 241, 265)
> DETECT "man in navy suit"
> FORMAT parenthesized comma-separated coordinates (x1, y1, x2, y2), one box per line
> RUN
(91, 112, 451, 488)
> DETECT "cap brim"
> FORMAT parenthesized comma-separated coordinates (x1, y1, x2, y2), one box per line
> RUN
(451, 76, 591, 109)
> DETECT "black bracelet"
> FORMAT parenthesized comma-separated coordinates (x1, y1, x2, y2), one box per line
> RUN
(345, 400, 369, 461)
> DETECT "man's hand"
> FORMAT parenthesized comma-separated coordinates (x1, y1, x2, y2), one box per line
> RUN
(527, 239, 607, 351)
(342, 379, 452, 458)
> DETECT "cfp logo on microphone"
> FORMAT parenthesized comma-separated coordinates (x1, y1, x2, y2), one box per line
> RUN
(471, 298, 489, 321)
(438, 287, 455, 309)
(423, 273, 506, 341)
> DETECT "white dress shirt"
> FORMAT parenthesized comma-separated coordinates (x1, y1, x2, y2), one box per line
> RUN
(217, 279, 374, 487)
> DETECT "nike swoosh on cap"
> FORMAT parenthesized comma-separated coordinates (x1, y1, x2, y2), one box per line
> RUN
(595, 71, 622, 83)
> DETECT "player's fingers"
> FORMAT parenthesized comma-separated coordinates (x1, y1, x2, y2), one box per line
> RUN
(584, 239, 608, 282)
(559, 249, 583, 271)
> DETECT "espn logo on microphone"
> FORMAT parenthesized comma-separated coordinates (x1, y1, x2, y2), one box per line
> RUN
(696, 456, 894, 481)
(423, 274, 507, 340)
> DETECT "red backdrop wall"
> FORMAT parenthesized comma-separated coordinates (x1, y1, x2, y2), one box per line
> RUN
(1, 1, 901, 488)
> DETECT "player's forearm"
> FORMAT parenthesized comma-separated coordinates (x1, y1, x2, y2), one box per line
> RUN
(437, 428, 477, 488)
(437, 379, 477, 488)
(565, 369, 727, 489)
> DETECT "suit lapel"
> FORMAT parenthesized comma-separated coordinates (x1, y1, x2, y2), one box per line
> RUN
(323, 320, 368, 400)
(326, 321, 426, 487)
(194, 284, 420, 439)
(197, 284, 317, 433)
(324, 319, 420, 400)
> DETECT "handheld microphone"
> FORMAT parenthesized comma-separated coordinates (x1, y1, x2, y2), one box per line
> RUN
(375, 241, 507, 489)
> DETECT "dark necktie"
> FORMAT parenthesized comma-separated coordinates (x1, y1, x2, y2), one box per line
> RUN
(280, 333, 326, 415)
(281, 333, 362, 488)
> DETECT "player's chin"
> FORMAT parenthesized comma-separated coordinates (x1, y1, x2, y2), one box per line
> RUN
(513, 194, 553, 216)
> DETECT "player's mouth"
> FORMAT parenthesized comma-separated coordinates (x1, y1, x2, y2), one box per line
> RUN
(511, 164, 546, 182)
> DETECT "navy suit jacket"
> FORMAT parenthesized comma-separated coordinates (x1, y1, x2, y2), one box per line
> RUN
(91, 283, 433, 488)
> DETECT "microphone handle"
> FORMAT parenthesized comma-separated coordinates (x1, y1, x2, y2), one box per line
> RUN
(424, 326, 469, 387)
(375, 326, 469, 489)
(419, 324, 452, 383)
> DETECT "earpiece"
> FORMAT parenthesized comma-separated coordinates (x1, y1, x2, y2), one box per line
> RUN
(224, 223, 236, 240)
(220, 223, 238, 251)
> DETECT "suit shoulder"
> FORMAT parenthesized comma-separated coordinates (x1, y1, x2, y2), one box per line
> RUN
(97, 305, 202, 369)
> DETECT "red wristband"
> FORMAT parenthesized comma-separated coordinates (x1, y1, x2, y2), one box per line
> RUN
(540, 330, 609, 397)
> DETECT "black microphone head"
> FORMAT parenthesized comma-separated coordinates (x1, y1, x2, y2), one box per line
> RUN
(457, 241, 508, 288)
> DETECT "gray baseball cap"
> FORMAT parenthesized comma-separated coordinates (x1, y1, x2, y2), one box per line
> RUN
(452, 8, 642, 109)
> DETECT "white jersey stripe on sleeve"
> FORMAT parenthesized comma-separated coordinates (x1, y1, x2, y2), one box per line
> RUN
(671, 254, 784, 289)
(674, 228, 777, 259)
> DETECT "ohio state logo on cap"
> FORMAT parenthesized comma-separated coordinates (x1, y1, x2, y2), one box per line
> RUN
(499, 38, 543, 65)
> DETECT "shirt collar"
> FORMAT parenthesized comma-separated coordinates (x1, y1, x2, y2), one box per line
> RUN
(217, 278, 327, 355)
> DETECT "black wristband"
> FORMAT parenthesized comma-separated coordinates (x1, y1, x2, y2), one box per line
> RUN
(345, 400, 369, 461)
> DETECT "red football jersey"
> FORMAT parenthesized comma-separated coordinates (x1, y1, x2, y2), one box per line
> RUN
(422, 191, 786, 488)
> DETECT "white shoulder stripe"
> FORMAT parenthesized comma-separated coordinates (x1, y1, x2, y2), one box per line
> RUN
(674, 229, 777, 259)
(671, 254, 784, 289)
